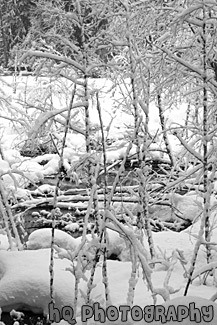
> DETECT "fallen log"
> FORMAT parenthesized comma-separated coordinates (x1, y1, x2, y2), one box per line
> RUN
(12, 194, 139, 209)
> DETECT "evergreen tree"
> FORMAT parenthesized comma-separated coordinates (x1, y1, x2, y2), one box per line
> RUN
(0, 0, 33, 67)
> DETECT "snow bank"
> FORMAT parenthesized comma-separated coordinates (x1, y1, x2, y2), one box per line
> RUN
(0, 247, 216, 325)
(0, 250, 150, 319)
(0, 249, 75, 314)
(27, 228, 129, 261)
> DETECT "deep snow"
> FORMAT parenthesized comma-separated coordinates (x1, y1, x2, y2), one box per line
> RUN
(0, 222, 217, 324)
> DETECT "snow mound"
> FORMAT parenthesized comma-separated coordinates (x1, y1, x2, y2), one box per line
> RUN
(27, 229, 77, 251)
(150, 193, 202, 224)
(73, 228, 129, 261)
(6, 186, 32, 201)
(27, 228, 129, 261)
(0, 249, 75, 314)
(171, 193, 202, 222)
(148, 229, 207, 271)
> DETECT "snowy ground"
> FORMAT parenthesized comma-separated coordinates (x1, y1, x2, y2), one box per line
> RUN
(0, 76, 216, 324)
(0, 221, 217, 324)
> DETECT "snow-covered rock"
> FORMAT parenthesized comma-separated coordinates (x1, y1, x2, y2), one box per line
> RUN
(33, 184, 58, 196)
(27, 229, 77, 251)
(12, 159, 44, 174)
(27, 228, 129, 261)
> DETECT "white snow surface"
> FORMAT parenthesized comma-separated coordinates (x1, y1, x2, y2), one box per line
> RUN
(27, 229, 77, 251)
(0, 249, 75, 314)
(0, 220, 217, 323)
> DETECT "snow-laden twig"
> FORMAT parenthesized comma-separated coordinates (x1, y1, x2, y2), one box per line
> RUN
(126, 247, 138, 306)
(192, 261, 217, 282)
(173, 131, 203, 162)
(28, 101, 88, 139)
(157, 93, 175, 166)
(96, 91, 111, 306)
(107, 116, 143, 205)
(174, 4, 203, 20)
(20, 50, 85, 73)
(105, 211, 154, 297)
(49, 84, 77, 305)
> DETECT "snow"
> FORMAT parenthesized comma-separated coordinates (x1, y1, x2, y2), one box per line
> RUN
(27, 229, 77, 251)
(33, 184, 57, 196)
(6, 186, 32, 202)
(64, 223, 80, 233)
(3, 149, 22, 165)
(0, 249, 75, 314)
(0, 243, 217, 324)
(0, 159, 10, 173)
(0, 75, 216, 324)
(0, 219, 217, 324)
(0, 233, 13, 251)
(27, 228, 129, 261)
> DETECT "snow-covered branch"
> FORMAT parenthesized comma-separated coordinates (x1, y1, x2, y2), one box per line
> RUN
(172, 131, 203, 162)
(20, 51, 85, 73)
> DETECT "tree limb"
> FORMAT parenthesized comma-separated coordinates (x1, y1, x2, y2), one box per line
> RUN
(19, 51, 85, 73)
